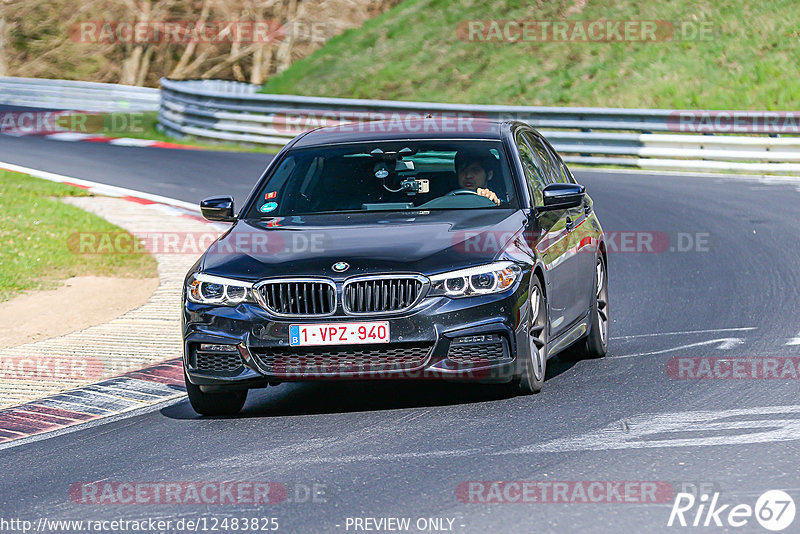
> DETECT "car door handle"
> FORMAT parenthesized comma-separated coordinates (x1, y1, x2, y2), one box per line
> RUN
(584, 204, 592, 215)
(565, 217, 574, 231)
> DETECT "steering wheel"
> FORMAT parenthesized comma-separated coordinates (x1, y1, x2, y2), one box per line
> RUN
(448, 188, 499, 206)
(418, 188, 497, 209)
(447, 188, 482, 197)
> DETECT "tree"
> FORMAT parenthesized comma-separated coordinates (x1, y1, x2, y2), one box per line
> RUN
(2, 0, 400, 86)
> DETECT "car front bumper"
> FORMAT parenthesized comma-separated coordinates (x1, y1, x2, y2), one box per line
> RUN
(183, 280, 532, 391)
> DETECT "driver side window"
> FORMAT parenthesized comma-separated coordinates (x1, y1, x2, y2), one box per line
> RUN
(515, 132, 546, 206)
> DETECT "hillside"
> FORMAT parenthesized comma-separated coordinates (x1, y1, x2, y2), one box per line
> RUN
(260, 0, 800, 110)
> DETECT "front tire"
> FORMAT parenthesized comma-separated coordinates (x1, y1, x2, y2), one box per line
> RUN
(516, 276, 548, 394)
(559, 256, 609, 361)
(583, 256, 609, 358)
(185, 372, 247, 416)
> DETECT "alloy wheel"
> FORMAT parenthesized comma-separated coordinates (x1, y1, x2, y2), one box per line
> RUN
(529, 284, 547, 381)
(595, 259, 609, 347)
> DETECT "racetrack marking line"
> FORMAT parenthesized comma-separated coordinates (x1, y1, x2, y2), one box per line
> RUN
(496, 405, 800, 453)
(611, 326, 757, 340)
(610, 338, 746, 359)
(786, 331, 800, 345)
(715, 338, 746, 350)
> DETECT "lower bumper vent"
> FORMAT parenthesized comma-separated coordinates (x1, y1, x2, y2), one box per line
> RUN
(193, 347, 244, 372)
(250, 343, 432, 376)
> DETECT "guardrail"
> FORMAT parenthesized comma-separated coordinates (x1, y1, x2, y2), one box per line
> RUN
(159, 78, 800, 175)
(0, 77, 159, 112)
(3, 76, 796, 175)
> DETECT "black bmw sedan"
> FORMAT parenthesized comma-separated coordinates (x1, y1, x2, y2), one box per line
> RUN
(182, 119, 608, 415)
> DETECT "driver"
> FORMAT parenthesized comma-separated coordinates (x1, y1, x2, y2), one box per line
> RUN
(454, 152, 501, 205)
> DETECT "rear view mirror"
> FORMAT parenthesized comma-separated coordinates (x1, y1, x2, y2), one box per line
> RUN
(539, 183, 585, 211)
(200, 196, 235, 222)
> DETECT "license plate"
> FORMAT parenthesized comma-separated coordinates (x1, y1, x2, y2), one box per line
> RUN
(289, 322, 390, 347)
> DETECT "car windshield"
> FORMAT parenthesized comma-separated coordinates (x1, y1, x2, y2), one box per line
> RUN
(245, 140, 518, 217)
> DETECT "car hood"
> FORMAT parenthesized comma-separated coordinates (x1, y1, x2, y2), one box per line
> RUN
(200, 209, 528, 280)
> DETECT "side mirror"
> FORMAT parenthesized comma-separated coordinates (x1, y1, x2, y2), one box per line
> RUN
(539, 183, 585, 211)
(200, 196, 235, 222)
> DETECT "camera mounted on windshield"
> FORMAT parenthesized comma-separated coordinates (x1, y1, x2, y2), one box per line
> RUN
(371, 147, 430, 196)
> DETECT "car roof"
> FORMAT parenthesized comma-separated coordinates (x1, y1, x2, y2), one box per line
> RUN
(290, 118, 508, 148)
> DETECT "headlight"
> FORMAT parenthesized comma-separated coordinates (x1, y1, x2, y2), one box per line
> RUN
(186, 273, 254, 305)
(429, 261, 522, 298)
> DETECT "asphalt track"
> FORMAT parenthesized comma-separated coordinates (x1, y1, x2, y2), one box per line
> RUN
(1, 133, 800, 532)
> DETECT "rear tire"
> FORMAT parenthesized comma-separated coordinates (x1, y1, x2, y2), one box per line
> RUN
(516, 276, 548, 394)
(185, 372, 247, 416)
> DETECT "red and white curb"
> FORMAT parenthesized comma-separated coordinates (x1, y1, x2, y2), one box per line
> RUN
(0, 359, 184, 449)
(0, 161, 227, 447)
(9, 131, 200, 150)
(0, 160, 218, 226)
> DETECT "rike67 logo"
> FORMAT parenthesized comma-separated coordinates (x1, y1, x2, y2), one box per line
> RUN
(668, 490, 795, 531)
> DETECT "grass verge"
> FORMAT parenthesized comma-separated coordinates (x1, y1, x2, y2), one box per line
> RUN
(260, 0, 800, 110)
(0, 170, 157, 301)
